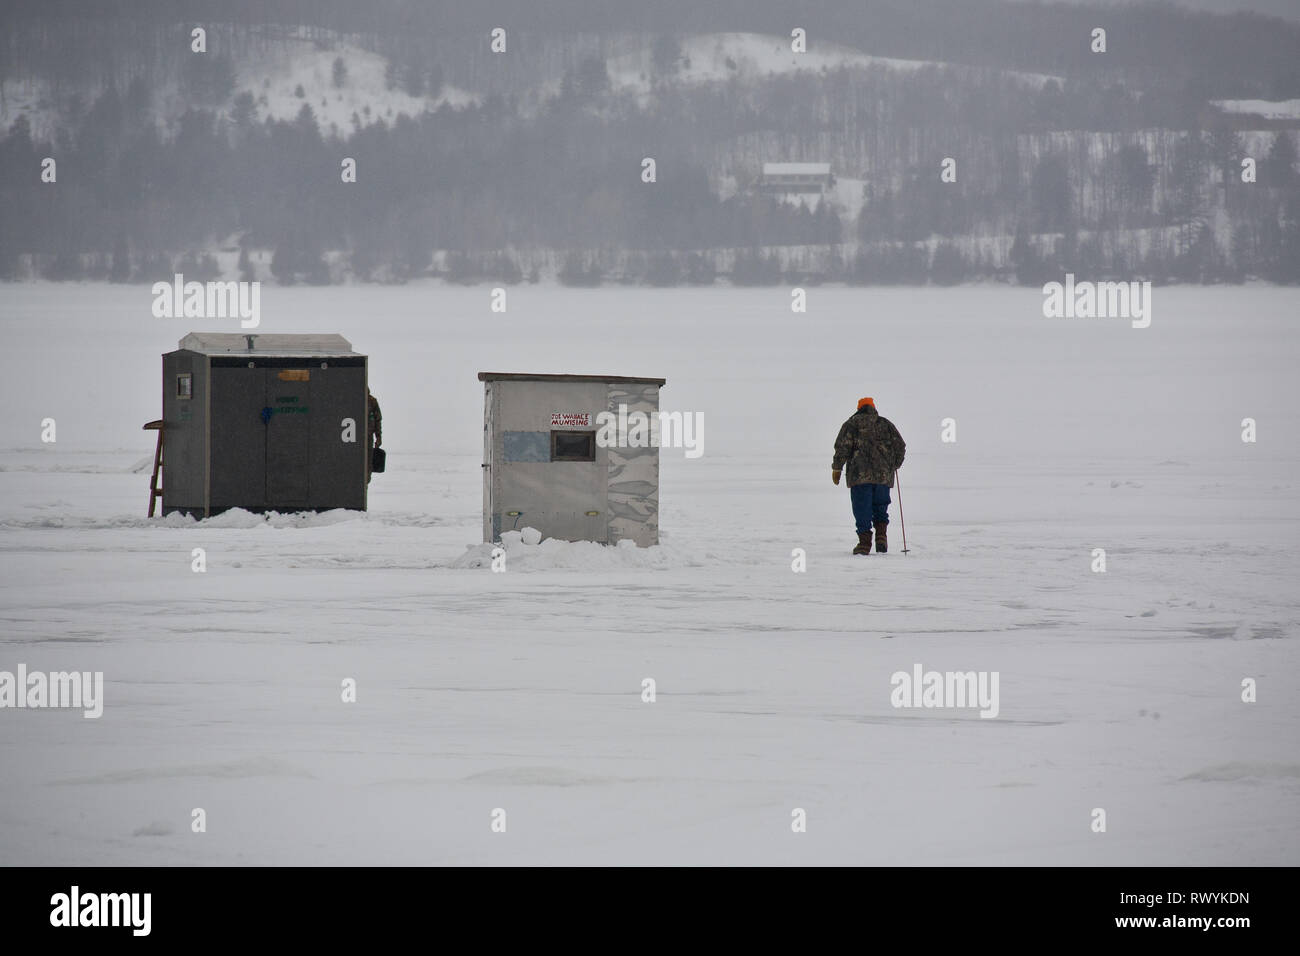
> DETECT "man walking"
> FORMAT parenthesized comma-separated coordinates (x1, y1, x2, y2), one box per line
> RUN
(832, 397, 906, 555)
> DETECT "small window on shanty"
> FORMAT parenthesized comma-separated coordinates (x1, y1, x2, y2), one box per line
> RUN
(551, 430, 596, 462)
(176, 373, 193, 400)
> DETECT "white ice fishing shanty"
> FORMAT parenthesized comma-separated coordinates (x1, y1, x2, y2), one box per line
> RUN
(478, 372, 666, 547)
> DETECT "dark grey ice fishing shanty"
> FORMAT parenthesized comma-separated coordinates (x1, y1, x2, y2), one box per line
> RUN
(154, 333, 369, 517)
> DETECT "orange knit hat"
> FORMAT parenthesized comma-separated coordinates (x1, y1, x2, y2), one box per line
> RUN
(857, 397, 875, 409)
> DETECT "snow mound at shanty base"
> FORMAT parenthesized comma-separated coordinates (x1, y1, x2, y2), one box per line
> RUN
(451, 528, 686, 571)
(159, 507, 365, 530)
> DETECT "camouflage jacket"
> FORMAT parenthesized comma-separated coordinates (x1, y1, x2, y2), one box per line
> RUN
(832, 405, 905, 487)
(367, 392, 382, 446)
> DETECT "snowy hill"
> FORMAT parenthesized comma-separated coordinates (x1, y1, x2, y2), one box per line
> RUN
(0, 27, 1061, 143)
(2, 19, 1298, 287)
(0, 32, 479, 140)
(211, 37, 479, 133)
(606, 31, 1062, 93)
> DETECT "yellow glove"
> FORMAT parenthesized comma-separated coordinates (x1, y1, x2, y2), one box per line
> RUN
(832, 469, 841, 486)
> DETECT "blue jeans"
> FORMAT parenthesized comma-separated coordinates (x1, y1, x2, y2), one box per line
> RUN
(850, 482, 890, 533)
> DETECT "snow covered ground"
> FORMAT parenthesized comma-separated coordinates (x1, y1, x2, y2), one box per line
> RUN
(1, 282, 1298, 865)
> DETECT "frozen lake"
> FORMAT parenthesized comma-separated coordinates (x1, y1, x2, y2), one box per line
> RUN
(1, 282, 1298, 865)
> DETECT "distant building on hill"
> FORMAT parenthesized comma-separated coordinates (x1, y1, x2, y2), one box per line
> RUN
(758, 162, 835, 195)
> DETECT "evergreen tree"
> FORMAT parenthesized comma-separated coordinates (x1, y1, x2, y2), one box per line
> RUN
(1265, 132, 1297, 188)
(238, 245, 254, 282)
(109, 236, 131, 282)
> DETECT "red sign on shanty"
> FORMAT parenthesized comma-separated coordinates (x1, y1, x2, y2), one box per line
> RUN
(551, 412, 592, 427)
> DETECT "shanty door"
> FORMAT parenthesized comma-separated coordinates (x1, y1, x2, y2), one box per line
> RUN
(265, 369, 311, 506)
(209, 365, 266, 511)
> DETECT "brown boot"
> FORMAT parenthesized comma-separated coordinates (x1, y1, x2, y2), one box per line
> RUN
(874, 521, 888, 553)
(853, 530, 872, 555)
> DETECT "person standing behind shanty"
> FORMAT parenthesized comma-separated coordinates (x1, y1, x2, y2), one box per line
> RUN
(366, 389, 383, 483)
(832, 397, 906, 555)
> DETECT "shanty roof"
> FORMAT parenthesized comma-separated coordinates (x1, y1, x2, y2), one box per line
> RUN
(177, 333, 360, 356)
(478, 372, 666, 386)
(762, 162, 832, 176)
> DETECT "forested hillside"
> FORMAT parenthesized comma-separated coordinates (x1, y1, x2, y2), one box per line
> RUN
(2, 1, 1298, 284)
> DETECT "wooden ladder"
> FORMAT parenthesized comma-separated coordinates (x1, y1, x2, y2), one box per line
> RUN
(143, 420, 164, 517)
